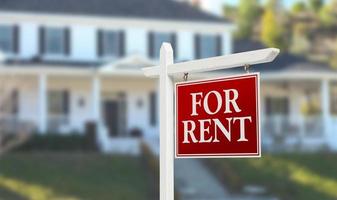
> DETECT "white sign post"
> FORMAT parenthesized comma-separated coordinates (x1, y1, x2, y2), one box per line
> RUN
(142, 43, 279, 200)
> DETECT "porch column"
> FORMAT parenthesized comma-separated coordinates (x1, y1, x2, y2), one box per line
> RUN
(92, 75, 101, 123)
(321, 79, 330, 138)
(38, 74, 48, 133)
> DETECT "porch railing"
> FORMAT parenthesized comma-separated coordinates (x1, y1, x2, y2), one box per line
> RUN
(262, 115, 325, 151)
(47, 114, 69, 133)
(262, 115, 324, 137)
(0, 114, 36, 133)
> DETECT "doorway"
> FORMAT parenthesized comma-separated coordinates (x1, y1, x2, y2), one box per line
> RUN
(103, 92, 126, 137)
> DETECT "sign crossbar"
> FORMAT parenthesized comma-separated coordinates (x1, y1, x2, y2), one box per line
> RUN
(143, 47, 279, 77)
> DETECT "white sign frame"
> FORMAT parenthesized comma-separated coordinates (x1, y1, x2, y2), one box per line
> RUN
(142, 43, 279, 200)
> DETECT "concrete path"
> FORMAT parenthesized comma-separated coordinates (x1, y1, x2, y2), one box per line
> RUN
(175, 159, 276, 200)
(175, 159, 228, 200)
(144, 138, 275, 200)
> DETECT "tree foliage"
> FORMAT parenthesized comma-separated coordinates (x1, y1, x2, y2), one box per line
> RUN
(319, 0, 337, 27)
(236, 0, 260, 39)
(292, 2, 306, 14)
(308, 0, 323, 13)
(261, 0, 286, 49)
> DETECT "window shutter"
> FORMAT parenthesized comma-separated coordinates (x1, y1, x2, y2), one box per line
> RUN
(149, 91, 157, 126)
(194, 34, 200, 59)
(97, 30, 104, 57)
(12, 89, 19, 115)
(119, 30, 125, 57)
(39, 27, 45, 55)
(13, 25, 20, 54)
(171, 33, 177, 58)
(148, 32, 154, 58)
(63, 90, 69, 115)
(64, 27, 71, 56)
(216, 35, 222, 56)
(265, 97, 271, 116)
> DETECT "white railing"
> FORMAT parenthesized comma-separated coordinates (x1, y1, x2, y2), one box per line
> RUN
(262, 115, 325, 151)
(47, 114, 69, 132)
(262, 115, 324, 137)
(0, 114, 36, 133)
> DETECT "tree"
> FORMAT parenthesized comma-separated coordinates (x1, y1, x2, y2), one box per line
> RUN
(260, 0, 286, 49)
(319, 0, 337, 27)
(308, 0, 323, 13)
(291, 2, 306, 14)
(236, 0, 260, 39)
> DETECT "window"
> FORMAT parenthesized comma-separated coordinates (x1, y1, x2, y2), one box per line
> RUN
(48, 90, 69, 115)
(265, 97, 289, 116)
(42, 27, 70, 55)
(149, 91, 157, 126)
(149, 32, 176, 59)
(97, 30, 124, 57)
(195, 34, 221, 59)
(0, 25, 19, 54)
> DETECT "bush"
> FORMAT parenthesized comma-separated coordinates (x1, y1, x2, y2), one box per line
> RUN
(15, 132, 98, 152)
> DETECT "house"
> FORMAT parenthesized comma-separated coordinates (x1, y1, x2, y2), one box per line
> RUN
(234, 40, 337, 152)
(0, 0, 234, 154)
(0, 0, 336, 155)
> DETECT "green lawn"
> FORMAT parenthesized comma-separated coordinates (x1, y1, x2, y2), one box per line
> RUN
(208, 153, 337, 200)
(0, 153, 154, 200)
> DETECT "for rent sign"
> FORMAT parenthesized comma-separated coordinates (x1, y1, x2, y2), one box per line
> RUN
(175, 73, 260, 158)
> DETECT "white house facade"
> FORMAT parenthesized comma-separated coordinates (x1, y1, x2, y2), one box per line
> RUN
(0, 0, 336, 154)
(0, 0, 234, 154)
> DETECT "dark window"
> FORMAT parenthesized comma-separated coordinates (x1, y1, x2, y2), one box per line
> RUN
(265, 97, 289, 116)
(43, 27, 69, 55)
(149, 91, 157, 126)
(0, 25, 18, 54)
(149, 32, 176, 59)
(48, 90, 69, 115)
(97, 30, 124, 57)
(195, 34, 221, 59)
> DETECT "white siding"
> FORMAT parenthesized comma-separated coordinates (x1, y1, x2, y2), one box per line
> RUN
(126, 28, 148, 57)
(19, 23, 38, 59)
(70, 89, 93, 132)
(71, 26, 96, 61)
(222, 32, 232, 55)
(177, 31, 194, 61)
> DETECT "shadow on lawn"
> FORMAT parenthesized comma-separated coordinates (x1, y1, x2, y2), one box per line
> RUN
(208, 154, 337, 200)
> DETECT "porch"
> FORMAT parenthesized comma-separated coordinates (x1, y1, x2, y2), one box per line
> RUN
(0, 59, 158, 154)
(261, 78, 337, 151)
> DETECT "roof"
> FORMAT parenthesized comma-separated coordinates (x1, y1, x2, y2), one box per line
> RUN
(0, 0, 229, 23)
(233, 39, 335, 73)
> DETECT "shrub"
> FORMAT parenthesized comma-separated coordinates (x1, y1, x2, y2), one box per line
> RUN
(15, 132, 98, 152)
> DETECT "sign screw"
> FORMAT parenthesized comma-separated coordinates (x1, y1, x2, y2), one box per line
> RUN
(244, 64, 251, 73)
(183, 73, 189, 81)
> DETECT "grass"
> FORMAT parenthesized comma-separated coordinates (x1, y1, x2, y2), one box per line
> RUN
(208, 153, 337, 200)
(0, 152, 153, 200)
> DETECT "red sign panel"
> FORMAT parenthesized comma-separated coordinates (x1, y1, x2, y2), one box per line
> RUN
(175, 73, 260, 158)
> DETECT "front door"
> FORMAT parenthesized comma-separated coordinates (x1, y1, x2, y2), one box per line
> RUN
(104, 100, 119, 137)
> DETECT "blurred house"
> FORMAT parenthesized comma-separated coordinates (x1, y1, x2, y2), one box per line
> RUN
(234, 40, 337, 152)
(0, 0, 336, 155)
(0, 0, 234, 154)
